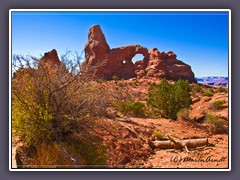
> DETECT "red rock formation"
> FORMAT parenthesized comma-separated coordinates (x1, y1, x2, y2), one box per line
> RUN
(40, 49, 61, 67)
(146, 48, 196, 82)
(95, 45, 149, 79)
(83, 25, 196, 82)
(85, 25, 110, 67)
(13, 49, 62, 79)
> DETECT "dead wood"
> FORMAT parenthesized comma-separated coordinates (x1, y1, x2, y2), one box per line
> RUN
(153, 138, 208, 149)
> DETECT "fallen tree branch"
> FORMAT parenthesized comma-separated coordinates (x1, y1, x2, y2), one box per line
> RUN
(113, 118, 144, 141)
(153, 138, 208, 149)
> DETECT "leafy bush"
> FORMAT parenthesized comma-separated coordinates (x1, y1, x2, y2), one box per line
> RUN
(202, 91, 214, 97)
(147, 78, 191, 120)
(153, 131, 165, 140)
(210, 100, 225, 110)
(205, 114, 227, 134)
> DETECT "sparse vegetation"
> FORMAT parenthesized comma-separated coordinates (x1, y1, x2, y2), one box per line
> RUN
(129, 80, 138, 88)
(28, 140, 107, 168)
(153, 131, 165, 140)
(205, 114, 227, 134)
(202, 91, 214, 97)
(177, 108, 190, 121)
(191, 83, 203, 93)
(118, 82, 124, 87)
(209, 100, 225, 110)
(170, 133, 179, 139)
(147, 78, 191, 120)
(12, 53, 111, 166)
(112, 75, 119, 81)
(215, 86, 228, 93)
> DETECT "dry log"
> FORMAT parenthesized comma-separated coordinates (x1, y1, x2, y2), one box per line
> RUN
(153, 138, 208, 149)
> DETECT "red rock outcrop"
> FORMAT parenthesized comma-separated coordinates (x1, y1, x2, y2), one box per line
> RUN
(93, 45, 149, 79)
(13, 49, 62, 79)
(40, 49, 61, 67)
(146, 48, 196, 82)
(84, 25, 196, 82)
(85, 25, 110, 67)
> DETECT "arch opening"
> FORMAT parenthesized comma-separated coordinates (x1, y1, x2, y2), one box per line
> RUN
(131, 54, 145, 64)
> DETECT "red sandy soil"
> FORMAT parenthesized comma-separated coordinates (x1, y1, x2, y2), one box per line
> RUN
(124, 118, 228, 169)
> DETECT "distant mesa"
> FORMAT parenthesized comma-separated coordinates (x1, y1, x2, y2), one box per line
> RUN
(39, 25, 197, 83)
(82, 25, 196, 83)
(196, 77, 228, 86)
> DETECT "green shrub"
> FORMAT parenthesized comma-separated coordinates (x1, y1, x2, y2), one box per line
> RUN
(131, 102, 147, 117)
(147, 78, 191, 120)
(202, 91, 214, 97)
(210, 100, 225, 110)
(205, 114, 227, 134)
(153, 131, 165, 140)
(113, 100, 147, 117)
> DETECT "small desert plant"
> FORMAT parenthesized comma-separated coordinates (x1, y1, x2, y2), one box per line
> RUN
(177, 108, 190, 120)
(209, 88, 214, 93)
(209, 100, 225, 110)
(129, 81, 138, 88)
(170, 133, 179, 139)
(118, 82, 124, 87)
(215, 87, 228, 93)
(96, 78, 106, 83)
(153, 131, 165, 140)
(202, 91, 214, 97)
(205, 114, 227, 134)
(113, 100, 147, 117)
(112, 75, 119, 81)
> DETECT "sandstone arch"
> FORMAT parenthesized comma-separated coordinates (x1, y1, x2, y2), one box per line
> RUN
(98, 45, 149, 79)
(83, 25, 196, 82)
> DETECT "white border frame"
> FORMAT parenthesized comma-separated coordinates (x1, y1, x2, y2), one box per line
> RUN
(9, 9, 231, 172)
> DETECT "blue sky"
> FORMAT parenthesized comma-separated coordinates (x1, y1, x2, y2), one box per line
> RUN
(11, 11, 229, 77)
